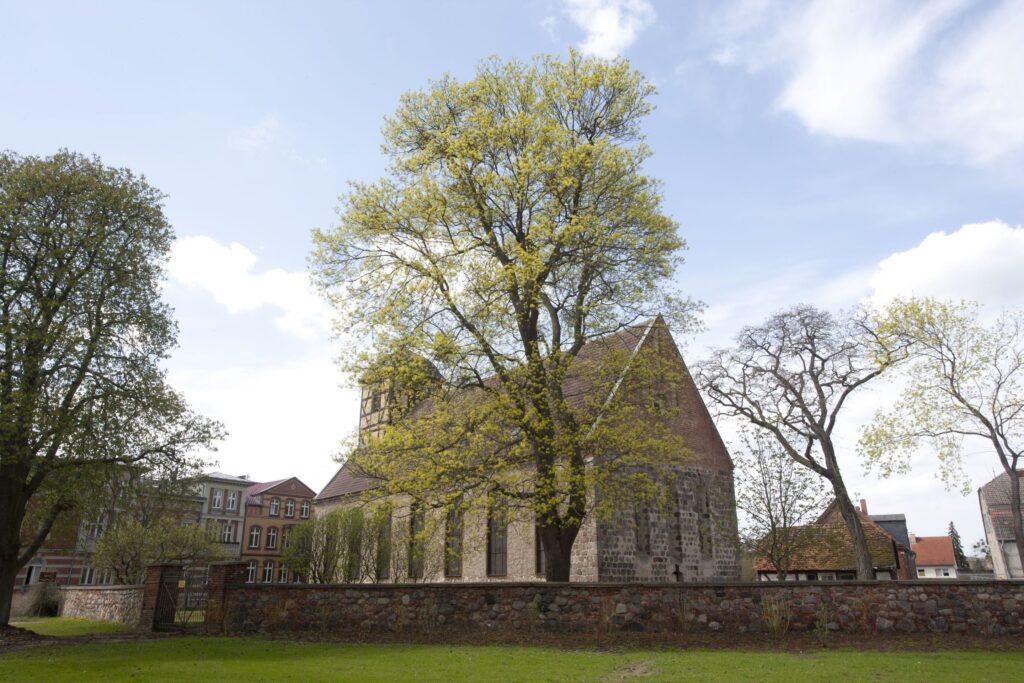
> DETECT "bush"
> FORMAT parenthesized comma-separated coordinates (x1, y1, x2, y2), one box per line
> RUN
(760, 594, 790, 638)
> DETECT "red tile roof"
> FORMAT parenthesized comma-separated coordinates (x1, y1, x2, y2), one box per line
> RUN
(315, 461, 380, 501)
(912, 535, 955, 567)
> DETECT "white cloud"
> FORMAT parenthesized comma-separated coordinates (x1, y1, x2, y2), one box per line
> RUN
(563, 0, 655, 58)
(170, 349, 358, 493)
(701, 219, 1024, 542)
(167, 235, 332, 341)
(709, 0, 1024, 164)
(869, 220, 1024, 306)
(229, 114, 281, 151)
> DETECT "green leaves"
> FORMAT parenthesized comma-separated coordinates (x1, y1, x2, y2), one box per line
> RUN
(311, 53, 696, 577)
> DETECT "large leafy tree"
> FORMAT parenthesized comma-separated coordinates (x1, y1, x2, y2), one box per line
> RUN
(0, 151, 222, 623)
(863, 298, 1024, 572)
(311, 51, 696, 581)
(696, 305, 906, 580)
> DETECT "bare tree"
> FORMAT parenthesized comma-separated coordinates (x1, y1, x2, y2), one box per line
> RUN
(733, 428, 829, 580)
(696, 305, 905, 580)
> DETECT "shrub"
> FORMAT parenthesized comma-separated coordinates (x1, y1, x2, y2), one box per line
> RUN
(760, 594, 790, 638)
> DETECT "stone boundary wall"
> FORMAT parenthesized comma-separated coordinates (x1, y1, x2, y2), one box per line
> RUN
(59, 585, 144, 626)
(204, 564, 1024, 637)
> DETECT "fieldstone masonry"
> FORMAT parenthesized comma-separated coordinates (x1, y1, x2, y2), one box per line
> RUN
(203, 562, 1024, 637)
(59, 585, 143, 626)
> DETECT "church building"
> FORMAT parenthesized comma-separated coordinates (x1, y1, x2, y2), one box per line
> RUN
(315, 318, 740, 583)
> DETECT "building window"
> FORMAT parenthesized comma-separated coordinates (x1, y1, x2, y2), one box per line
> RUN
(407, 506, 425, 580)
(301, 501, 310, 518)
(282, 526, 292, 550)
(535, 523, 546, 576)
(279, 566, 289, 583)
(248, 526, 262, 548)
(212, 488, 223, 509)
(371, 389, 382, 412)
(285, 499, 295, 517)
(918, 568, 926, 577)
(262, 561, 274, 583)
(941, 568, 951, 577)
(487, 505, 507, 577)
(266, 527, 278, 550)
(805, 573, 819, 581)
(246, 561, 257, 583)
(837, 572, 856, 581)
(221, 522, 234, 544)
(444, 506, 463, 578)
(269, 498, 280, 516)
(226, 490, 237, 511)
(81, 566, 95, 585)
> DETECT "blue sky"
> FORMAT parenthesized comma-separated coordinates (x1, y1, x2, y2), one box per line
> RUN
(4, 0, 1023, 544)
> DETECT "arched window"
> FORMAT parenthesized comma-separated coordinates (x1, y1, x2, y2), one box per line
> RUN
(285, 499, 295, 517)
(248, 526, 261, 548)
(300, 501, 310, 518)
(266, 527, 278, 549)
(269, 498, 280, 516)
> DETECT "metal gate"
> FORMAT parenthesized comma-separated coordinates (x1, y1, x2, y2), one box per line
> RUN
(154, 566, 208, 631)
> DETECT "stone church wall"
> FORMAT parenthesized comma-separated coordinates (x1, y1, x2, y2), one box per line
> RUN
(596, 466, 739, 582)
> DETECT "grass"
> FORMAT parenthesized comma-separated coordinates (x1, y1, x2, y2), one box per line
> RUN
(1, 637, 1022, 682)
(9, 616, 133, 637)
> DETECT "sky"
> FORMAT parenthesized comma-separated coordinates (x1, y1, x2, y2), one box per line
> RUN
(3, 0, 1023, 546)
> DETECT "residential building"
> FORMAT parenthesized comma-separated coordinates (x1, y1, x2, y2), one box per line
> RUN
(196, 471, 253, 559)
(978, 471, 1024, 579)
(910, 534, 958, 579)
(755, 499, 915, 581)
(316, 318, 741, 583)
(242, 478, 316, 584)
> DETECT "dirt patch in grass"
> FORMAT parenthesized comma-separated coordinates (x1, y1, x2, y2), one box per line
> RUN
(0, 624, 46, 650)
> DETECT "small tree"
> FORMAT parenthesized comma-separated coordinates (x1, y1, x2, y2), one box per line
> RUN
(0, 151, 222, 623)
(948, 521, 969, 571)
(972, 538, 992, 569)
(311, 51, 698, 581)
(90, 465, 224, 584)
(733, 428, 829, 580)
(93, 518, 223, 585)
(697, 304, 907, 580)
(863, 299, 1024, 571)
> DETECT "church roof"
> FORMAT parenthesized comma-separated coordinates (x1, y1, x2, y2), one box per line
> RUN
(316, 317, 731, 501)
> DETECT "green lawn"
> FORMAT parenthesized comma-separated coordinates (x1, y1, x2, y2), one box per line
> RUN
(9, 616, 132, 637)
(1, 637, 1021, 682)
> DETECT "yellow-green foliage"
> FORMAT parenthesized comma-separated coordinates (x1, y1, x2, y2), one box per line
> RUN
(861, 298, 1024, 493)
(310, 51, 698, 577)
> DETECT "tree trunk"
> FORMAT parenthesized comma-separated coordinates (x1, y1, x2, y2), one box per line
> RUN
(0, 555, 18, 625)
(831, 481, 875, 580)
(0, 464, 30, 626)
(541, 523, 579, 582)
(1008, 469, 1024, 578)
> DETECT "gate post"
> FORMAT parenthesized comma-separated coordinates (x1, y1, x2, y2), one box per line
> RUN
(138, 564, 182, 632)
(205, 561, 248, 634)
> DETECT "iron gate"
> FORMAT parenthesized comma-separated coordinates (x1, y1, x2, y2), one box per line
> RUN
(154, 566, 208, 631)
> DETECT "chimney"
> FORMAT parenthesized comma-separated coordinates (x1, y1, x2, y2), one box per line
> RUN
(859, 499, 868, 515)
(909, 533, 917, 545)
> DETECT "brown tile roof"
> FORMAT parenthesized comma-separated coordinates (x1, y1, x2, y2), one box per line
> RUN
(753, 522, 901, 573)
(912, 535, 956, 567)
(316, 319, 661, 502)
(988, 509, 1018, 542)
(755, 499, 905, 573)
(979, 471, 1024, 508)
(316, 461, 380, 501)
